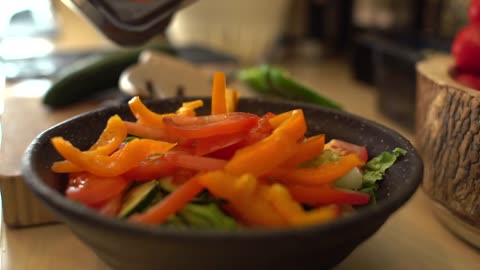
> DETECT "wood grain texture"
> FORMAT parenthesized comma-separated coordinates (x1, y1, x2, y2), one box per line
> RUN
(0, 96, 100, 227)
(416, 55, 480, 226)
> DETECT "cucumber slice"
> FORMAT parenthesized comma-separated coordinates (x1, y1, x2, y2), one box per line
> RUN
(118, 180, 160, 218)
(158, 177, 177, 193)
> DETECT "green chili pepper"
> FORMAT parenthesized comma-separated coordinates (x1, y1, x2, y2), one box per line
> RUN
(237, 65, 343, 110)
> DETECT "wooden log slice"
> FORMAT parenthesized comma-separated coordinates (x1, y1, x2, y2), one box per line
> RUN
(416, 55, 480, 227)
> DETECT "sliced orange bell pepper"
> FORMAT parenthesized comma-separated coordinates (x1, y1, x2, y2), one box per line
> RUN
(272, 109, 307, 141)
(265, 184, 340, 226)
(176, 100, 204, 116)
(129, 175, 204, 225)
(128, 96, 175, 127)
(51, 137, 176, 177)
(198, 171, 287, 227)
(211, 72, 227, 115)
(282, 134, 325, 167)
(268, 110, 292, 128)
(52, 115, 127, 173)
(225, 109, 307, 176)
(225, 88, 239, 113)
(225, 132, 298, 177)
(266, 153, 364, 186)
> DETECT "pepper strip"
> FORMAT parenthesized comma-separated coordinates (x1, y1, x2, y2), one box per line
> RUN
(225, 109, 307, 176)
(266, 184, 340, 226)
(225, 132, 298, 177)
(266, 153, 365, 186)
(128, 96, 175, 127)
(52, 115, 127, 173)
(211, 72, 227, 115)
(198, 171, 287, 227)
(176, 100, 204, 116)
(129, 175, 204, 225)
(225, 88, 240, 113)
(282, 134, 325, 167)
(51, 137, 176, 177)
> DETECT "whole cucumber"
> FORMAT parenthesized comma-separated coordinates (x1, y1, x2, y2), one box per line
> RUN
(43, 45, 175, 108)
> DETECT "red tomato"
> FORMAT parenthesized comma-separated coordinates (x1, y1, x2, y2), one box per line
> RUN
(164, 152, 227, 171)
(454, 71, 480, 90)
(163, 112, 259, 139)
(325, 139, 368, 162)
(123, 156, 177, 181)
(66, 173, 129, 206)
(452, 25, 480, 74)
(469, 0, 480, 27)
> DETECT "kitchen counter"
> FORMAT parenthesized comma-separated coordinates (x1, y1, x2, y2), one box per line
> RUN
(1, 2, 479, 270)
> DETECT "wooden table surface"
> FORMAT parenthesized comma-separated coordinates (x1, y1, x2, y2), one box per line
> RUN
(2, 57, 479, 270)
(1, 3, 479, 269)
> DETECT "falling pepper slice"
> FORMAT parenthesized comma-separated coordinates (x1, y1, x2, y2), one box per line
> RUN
(52, 115, 127, 173)
(51, 137, 176, 177)
(211, 72, 227, 115)
(176, 100, 204, 116)
(128, 96, 175, 127)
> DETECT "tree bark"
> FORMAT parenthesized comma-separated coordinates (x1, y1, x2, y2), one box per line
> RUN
(416, 55, 480, 226)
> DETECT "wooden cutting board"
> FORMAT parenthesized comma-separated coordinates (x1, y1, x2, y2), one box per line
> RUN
(0, 96, 102, 227)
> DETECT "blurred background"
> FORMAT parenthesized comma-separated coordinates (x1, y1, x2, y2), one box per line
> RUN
(0, 0, 470, 129)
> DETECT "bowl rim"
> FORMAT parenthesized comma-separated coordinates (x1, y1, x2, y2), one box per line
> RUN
(22, 97, 423, 240)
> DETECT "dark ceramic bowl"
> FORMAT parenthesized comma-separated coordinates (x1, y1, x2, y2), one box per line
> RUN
(22, 97, 423, 270)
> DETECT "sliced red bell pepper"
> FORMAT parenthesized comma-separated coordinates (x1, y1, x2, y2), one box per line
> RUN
(207, 113, 274, 159)
(123, 155, 177, 181)
(163, 112, 259, 139)
(163, 151, 227, 171)
(123, 121, 177, 142)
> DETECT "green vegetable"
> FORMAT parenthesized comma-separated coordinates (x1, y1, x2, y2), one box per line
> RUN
(158, 177, 177, 193)
(43, 44, 175, 108)
(360, 147, 407, 204)
(118, 180, 159, 218)
(175, 203, 237, 230)
(300, 149, 340, 168)
(237, 65, 343, 110)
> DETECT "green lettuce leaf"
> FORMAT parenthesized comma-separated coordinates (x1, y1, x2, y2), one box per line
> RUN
(360, 147, 407, 204)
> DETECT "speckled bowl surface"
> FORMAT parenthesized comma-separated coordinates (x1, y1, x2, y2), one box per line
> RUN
(22, 97, 423, 270)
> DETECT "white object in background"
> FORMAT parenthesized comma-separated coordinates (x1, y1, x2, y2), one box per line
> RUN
(166, 0, 291, 64)
(119, 51, 213, 99)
